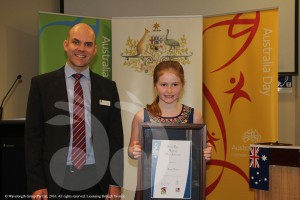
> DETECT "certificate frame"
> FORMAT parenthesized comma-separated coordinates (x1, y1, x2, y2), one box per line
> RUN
(136, 123, 206, 200)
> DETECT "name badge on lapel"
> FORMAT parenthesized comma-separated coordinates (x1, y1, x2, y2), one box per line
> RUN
(99, 99, 111, 106)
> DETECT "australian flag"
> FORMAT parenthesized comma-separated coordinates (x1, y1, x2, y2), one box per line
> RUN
(249, 146, 270, 190)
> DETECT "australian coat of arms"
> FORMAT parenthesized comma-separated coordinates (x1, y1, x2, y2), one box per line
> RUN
(121, 23, 193, 76)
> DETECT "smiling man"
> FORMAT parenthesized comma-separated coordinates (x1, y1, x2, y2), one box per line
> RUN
(24, 23, 124, 200)
(63, 23, 97, 72)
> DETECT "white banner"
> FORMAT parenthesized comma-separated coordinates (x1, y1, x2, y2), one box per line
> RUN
(112, 16, 203, 199)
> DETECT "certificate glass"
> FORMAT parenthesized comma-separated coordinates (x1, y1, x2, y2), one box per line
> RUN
(136, 123, 206, 200)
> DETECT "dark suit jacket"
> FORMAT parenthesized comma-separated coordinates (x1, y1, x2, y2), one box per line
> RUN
(24, 67, 124, 195)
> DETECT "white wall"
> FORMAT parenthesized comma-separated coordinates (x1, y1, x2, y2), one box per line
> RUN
(0, 0, 60, 119)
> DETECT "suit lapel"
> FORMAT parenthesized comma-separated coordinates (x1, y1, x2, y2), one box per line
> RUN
(90, 71, 98, 130)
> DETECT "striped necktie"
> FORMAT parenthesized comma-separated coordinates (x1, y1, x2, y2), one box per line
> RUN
(72, 73, 86, 170)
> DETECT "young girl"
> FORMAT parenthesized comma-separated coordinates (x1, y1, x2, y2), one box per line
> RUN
(128, 60, 212, 160)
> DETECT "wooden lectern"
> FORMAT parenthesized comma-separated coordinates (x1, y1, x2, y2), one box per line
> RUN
(252, 144, 300, 200)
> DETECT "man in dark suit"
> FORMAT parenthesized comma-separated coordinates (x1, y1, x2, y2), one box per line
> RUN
(24, 23, 124, 199)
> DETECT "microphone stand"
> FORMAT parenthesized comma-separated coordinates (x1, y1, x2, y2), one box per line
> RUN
(0, 107, 3, 121)
(0, 75, 22, 120)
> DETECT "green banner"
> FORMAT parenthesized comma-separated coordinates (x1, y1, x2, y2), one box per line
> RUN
(39, 12, 112, 79)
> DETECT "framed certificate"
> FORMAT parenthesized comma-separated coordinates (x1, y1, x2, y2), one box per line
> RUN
(136, 123, 206, 200)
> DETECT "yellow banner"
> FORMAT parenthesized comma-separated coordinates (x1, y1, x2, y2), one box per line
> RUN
(203, 9, 278, 200)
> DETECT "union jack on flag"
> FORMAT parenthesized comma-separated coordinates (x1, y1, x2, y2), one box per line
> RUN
(249, 146, 260, 168)
(249, 146, 269, 190)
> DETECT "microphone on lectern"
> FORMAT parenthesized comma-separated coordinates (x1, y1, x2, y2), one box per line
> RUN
(0, 75, 22, 120)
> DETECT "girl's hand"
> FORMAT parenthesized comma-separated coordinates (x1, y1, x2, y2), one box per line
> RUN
(203, 143, 212, 161)
(132, 141, 142, 159)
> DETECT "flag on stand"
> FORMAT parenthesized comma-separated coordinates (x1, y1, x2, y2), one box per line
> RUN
(249, 146, 270, 190)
